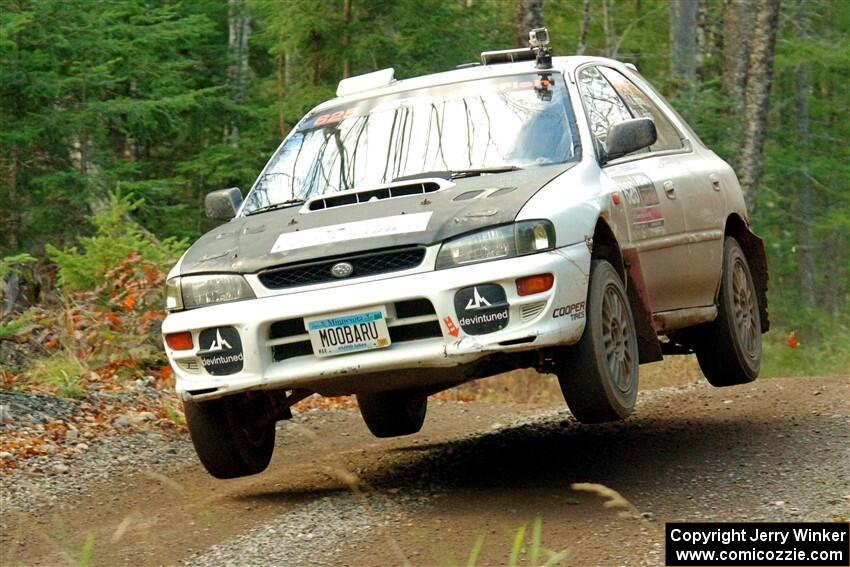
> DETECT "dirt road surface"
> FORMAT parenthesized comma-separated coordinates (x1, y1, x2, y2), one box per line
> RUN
(3, 374, 849, 566)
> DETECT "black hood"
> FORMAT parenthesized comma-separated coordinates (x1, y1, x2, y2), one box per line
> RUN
(179, 162, 576, 275)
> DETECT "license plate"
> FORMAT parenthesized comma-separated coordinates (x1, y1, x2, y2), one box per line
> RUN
(305, 307, 391, 358)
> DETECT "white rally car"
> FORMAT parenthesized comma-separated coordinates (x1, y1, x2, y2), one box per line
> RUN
(163, 30, 769, 478)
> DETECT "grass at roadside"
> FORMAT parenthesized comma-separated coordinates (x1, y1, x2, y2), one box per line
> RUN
(455, 518, 569, 567)
(21, 351, 88, 398)
(761, 328, 850, 378)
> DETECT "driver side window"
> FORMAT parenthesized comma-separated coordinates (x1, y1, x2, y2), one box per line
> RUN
(577, 66, 633, 147)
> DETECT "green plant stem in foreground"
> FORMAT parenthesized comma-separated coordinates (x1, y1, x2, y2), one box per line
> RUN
(460, 517, 569, 567)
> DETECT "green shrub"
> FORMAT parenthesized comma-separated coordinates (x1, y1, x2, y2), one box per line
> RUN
(0, 309, 31, 339)
(25, 350, 87, 398)
(46, 190, 186, 293)
(0, 253, 36, 280)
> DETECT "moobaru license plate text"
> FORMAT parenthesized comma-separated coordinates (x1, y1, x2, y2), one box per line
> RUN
(306, 309, 391, 357)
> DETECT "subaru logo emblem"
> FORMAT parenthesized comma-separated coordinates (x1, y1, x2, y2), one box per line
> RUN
(330, 262, 354, 278)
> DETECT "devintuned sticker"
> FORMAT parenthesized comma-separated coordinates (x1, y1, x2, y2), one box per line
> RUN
(454, 284, 509, 335)
(198, 327, 244, 375)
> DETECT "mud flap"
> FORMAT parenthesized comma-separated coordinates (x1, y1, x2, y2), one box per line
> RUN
(622, 248, 663, 363)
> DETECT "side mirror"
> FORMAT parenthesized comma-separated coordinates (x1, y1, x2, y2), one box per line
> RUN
(205, 188, 243, 220)
(602, 118, 657, 163)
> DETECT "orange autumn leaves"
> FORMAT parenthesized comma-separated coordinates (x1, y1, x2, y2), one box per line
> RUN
(14, 252, 172, 384)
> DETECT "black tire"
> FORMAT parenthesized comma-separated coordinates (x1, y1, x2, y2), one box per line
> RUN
(183, 394, 275, 479)
(556, 260, 639, 423)
(693, 237, 762, 386)
(356, 390, 427, 438)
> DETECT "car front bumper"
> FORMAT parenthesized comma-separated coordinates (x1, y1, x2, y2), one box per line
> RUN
(162, 242, 591, 401)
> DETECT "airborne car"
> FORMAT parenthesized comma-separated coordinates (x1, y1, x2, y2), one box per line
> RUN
(163, 30, 769, 479)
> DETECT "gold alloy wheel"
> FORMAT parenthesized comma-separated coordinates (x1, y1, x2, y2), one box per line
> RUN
(731, 256, 759, 361)
(601, 283, 635, 394)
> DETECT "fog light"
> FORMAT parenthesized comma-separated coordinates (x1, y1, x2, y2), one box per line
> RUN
(165, 331, 194, 351)
(516, 273, 554, 296)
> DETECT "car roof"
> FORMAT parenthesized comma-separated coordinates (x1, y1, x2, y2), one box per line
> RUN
(310, 56, 628, 114)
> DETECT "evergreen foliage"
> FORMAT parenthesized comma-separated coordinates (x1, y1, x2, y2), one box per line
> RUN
(1, 0, 847, 368)
(46, 191, 185, 292)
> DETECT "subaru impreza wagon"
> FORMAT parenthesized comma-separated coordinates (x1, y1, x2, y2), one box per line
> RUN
(162, 30, 769, 478)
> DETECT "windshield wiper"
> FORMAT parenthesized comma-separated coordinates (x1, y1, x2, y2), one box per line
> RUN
(449, 165, 522, 179)
(392, 166, 523, 183)
(244, 199, 305, 216)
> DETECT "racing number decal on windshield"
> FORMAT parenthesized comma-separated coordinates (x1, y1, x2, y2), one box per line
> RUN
(614, 173, 665, 231)
(301, 106, 365, 130)
(310, 108, 357, 128)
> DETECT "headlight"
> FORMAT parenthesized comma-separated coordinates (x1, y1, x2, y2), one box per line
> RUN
(435, 220, 556, 269)
(165, 278, 183, 311)
(166, 274, 255, 312)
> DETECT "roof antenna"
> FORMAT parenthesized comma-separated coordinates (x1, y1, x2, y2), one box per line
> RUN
(528, 27, 552, 70)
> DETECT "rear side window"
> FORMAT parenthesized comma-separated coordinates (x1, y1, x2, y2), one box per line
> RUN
(576, 66, 633, 146)
(597, 67, 684, 152)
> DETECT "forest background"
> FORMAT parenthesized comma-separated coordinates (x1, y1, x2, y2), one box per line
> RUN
(0, 0, 847, 393)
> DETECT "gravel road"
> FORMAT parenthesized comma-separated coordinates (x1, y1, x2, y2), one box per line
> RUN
(2, 375, 848, 567)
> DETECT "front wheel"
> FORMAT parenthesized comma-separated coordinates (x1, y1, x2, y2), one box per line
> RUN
(184, 394, 275, 479)
(693, 237, 762, 386)
(556, 260, 639, 423)
(357, 390, 427, 438)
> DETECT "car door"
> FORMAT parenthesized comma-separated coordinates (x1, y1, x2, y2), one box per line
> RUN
(598, 66, 724, 309)
(576, 64, 693, 313)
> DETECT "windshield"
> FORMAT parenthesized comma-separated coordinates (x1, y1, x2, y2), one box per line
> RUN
(243, 72, 579, 213)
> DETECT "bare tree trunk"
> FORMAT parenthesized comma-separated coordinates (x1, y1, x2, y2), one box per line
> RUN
(284, 51, 296, 87)
(577, 0, 591, 55)
(5, 150, 20, 253)
(342, 0, 351, 79)
(722, 0, 755, 105)
(276, 50, 287, 138)
(670, 0, 699, 83)
(820, 81, 842, 316)
(2, 151, 22, 316)
(225, 0, 251, 147)
(602, 0, 613, 57)
(695, 0, 709, 79)
(736, 0, 780, 213)
(343, 0, 352, 79)
(515, 0, 544, 47)
(793, 0, 816, 309)
(123, 80, 140, 162)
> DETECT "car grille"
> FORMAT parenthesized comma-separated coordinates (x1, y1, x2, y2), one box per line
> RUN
(258, 246, 426, 290)
(267, 298, 442, 362)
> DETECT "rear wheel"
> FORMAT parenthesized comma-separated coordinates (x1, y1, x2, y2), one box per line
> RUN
(556, 260, 639, 423)
(693, 237, 762, 386)
(357, 390, 427, 438)
(184, 394, 275, 479)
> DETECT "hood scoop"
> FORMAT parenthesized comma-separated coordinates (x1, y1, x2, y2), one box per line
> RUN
(305, 178, 451, 211)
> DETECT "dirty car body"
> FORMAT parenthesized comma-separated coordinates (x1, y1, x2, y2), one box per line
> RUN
(162, 43, 769, 478)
